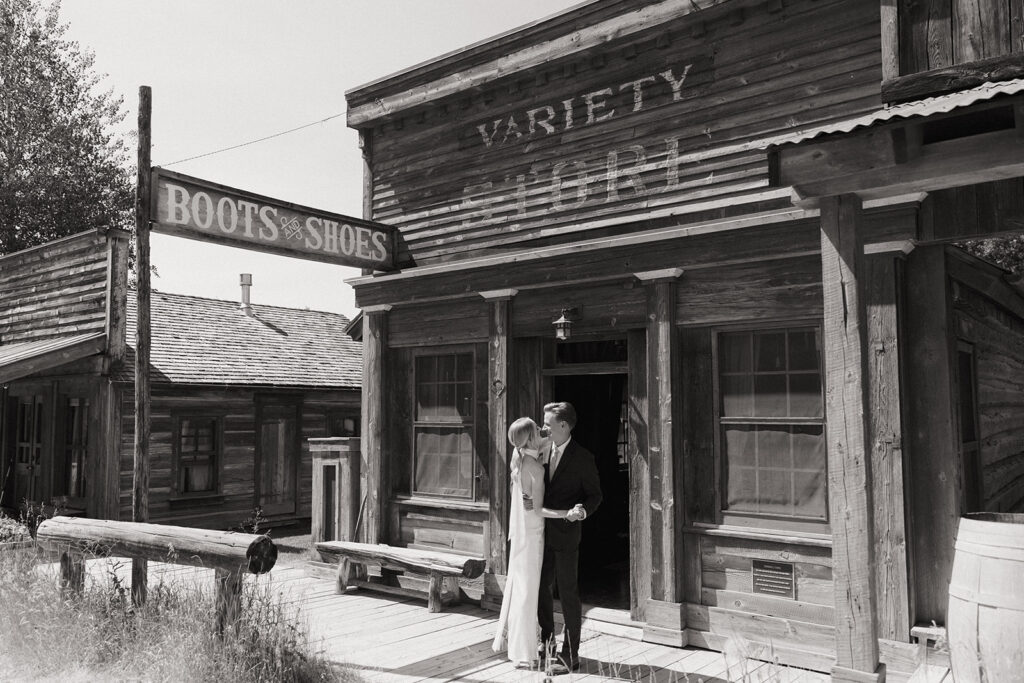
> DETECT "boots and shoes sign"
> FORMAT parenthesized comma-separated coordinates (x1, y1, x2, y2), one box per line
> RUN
(150, 168, 396, 270)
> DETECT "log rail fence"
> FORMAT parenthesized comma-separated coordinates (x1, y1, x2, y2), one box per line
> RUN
(36, 516, 277, 634)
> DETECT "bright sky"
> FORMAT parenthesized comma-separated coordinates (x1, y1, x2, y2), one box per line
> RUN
(59, 0, 583, 319)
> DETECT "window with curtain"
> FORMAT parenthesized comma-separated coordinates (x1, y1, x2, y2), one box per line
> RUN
(413, 352, 475, 499)
(718, 326, 827, 524)
(175, 416, 220, 494)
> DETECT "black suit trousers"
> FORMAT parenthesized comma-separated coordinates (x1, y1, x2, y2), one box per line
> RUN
(537, 542, 582, 658)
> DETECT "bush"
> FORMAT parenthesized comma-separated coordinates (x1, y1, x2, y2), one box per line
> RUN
(0, 513, 32, 544)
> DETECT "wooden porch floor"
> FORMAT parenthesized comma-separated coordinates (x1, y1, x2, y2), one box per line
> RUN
(60, 556, 830, 683)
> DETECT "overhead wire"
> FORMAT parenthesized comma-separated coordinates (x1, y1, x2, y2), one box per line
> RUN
(160, 111, 346, 167)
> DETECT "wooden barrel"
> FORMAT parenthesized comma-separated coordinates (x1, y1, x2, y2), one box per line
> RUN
(947, 512, 1024, 683)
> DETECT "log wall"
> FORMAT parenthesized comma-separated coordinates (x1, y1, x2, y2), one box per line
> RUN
(951, 270, 1024, 513)
(115, 385, 359, 528)
(353, 0, 881, 266)
(0, 230, 114, 344)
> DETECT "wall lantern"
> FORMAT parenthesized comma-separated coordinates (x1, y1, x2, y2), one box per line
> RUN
(552, 307, 579, 340)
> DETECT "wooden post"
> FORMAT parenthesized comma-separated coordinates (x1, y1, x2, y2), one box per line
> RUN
(215, 569, 244, 636)
(480, 289, 515, 610)
(626, 328, 651, 623)
(132, 85, 152, 607)
(59, 550, 85, 596)
(481, 290, 516, 576)
(361, 305, 390, 544)
(636, 268, 685, 647)
(359, 129, 374, 277)
(864, 242, 914, 643)
(904, 244, 959, 625)
(820, 195, 884, 682)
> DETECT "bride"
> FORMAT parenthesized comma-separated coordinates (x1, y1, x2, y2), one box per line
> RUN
(492, 417, 573, 668)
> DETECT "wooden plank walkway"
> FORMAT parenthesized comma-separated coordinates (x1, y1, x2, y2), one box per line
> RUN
(58, 556, 830, 683)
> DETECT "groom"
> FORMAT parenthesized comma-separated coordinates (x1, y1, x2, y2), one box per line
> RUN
(537, 401, 602, 674)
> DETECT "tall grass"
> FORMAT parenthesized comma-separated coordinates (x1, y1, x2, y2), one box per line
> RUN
(0, 542, 359, 682)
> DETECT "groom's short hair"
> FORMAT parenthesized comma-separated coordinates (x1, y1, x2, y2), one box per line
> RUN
(543, 401, 577, 429)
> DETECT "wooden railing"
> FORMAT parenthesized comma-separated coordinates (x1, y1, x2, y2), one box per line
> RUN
(36, 516, 277, 633)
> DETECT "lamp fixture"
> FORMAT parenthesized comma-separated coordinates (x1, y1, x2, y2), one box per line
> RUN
(552, 307, 579, 340)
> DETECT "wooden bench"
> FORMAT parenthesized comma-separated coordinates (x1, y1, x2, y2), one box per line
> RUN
(316, 540, 485, 612)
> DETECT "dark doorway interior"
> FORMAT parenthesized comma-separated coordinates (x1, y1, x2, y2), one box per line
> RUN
(552, 373, 629, 610)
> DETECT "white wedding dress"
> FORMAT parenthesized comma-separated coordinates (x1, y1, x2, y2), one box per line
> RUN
(492, 451, 545, 665)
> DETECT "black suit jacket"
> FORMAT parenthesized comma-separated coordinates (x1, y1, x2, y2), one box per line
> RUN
(542, 439, 602, 551)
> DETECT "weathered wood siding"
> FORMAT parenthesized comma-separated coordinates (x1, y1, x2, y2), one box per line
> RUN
(898, 0, 1024, 74)
(0, 230, 112, 344)
(354, 0, 881, 266)
(951, 272, 1024, 513)
(115, 386, 358, 528)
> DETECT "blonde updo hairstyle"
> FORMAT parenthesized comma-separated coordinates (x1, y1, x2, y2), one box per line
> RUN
(507, 417, 540, 480)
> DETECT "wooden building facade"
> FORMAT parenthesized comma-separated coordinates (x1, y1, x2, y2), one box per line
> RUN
(1, 229, 362, 530)
(344, 0, 1024, 680)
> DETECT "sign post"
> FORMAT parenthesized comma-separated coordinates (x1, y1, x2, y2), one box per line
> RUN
(133, 85, 152, 607)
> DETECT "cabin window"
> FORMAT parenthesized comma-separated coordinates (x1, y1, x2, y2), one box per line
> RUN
(173, 416, 221, 494)
(325, 410, 359, 438)
(717, 326, 827, 525)
(412, 351, 475, 499)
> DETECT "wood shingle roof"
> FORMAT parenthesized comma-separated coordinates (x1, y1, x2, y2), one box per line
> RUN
(117, 290, 361, 389)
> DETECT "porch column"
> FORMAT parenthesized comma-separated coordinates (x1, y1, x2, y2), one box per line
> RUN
(480, 289, 516, 610)
(635, 268, 686, 647)
(820, 195, 884, 682)
(361, 304, 391, 544)
(864, 240, 914, 644)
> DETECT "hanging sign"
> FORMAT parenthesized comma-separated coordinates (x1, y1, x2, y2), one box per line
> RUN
(150, 168, 396, 270)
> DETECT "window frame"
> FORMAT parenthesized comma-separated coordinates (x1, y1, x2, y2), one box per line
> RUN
(712, 320, 830, 533)
(170, 412, 225, 499)
(410, 345, 478, 501)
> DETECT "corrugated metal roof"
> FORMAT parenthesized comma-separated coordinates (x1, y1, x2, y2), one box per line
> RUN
(770, 78, 1024, 148)
(0, 332, 107, 384)
(117, 291, 362, 389)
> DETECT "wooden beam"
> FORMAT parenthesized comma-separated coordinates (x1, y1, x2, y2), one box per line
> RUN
(785, 127, 1024, 207)
(819, 195, 883, 682)
(362, 305, 391, 544)
(864, 252, 911, 642)
(881, 52, 1024, 104)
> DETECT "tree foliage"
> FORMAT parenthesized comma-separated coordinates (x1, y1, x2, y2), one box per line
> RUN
(0, 0, 133, 256)
(961, 236, 1024, 277)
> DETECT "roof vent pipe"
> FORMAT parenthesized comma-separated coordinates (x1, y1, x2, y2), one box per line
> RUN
(240, 273, 253, 316)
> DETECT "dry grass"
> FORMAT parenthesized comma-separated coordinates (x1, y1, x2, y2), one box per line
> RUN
(0, 539, 360, 683)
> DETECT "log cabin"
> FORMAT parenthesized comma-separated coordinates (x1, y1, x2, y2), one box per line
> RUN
(0, 228, 362, 531)
(342, 0, 1024, 680)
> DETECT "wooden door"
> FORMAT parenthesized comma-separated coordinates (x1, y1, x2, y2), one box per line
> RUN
(256, 399, 301, 516)
(10, 394, 46, 507)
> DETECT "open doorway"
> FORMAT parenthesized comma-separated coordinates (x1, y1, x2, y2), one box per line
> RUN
(551, 372, 630, 610)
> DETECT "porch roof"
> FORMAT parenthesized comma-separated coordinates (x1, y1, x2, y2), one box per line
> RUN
(0, 332, 107, 384)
